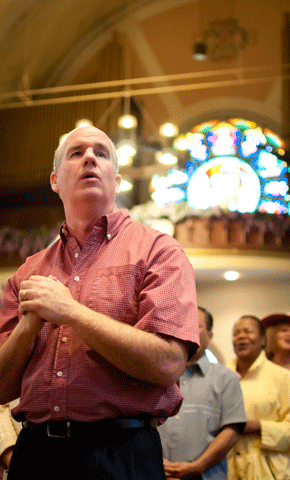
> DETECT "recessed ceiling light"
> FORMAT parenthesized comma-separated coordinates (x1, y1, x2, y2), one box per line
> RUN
(224, 271, 240, 281)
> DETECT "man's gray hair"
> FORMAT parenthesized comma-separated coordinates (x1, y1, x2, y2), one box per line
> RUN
(53, 127, 119, 173)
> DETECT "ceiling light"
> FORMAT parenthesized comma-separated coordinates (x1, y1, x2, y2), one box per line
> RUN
(156, 148, 178, 165)
(58, 133, 68, 145)
(116, 139, 137, 159)
(159, 123, 179, 138)
(173, 135, 188, 151)
(224, 271, 240, 281)
(192, 42, 207, 61)
(117, 154, 133, 167)
(118, 114, 138, 129)
(120, 179, 133, 192)
(75, 119, 94, 128)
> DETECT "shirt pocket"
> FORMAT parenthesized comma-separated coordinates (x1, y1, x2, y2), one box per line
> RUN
(85, 264, 141, 324)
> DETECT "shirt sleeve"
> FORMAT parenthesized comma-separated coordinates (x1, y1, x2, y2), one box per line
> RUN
(261, 370, 290, 453)
(220, 367, 247, 433)
(135, 240, 199, 351)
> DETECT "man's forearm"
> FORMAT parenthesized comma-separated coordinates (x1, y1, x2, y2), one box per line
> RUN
(0, 313, 43, 403)
(190, 426, 240, 475)
(18, 275, 191, 387)
(242, 420, 261, 436)
(67, 301, 189, 386)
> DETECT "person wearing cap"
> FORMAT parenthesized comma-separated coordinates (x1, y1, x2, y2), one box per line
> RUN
(0, 125, 199, 480)
(261, 313, 290, 370)
(227, 315, 290, 480)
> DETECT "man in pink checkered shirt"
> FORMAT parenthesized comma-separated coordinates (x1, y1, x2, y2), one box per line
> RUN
(0, 126, 199, 480)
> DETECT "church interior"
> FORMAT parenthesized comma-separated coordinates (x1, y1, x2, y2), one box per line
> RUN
(0, 0, 289, 362)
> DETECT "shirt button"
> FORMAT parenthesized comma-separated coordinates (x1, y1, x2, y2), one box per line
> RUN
(54, 406, 60, 412)
(61, 337, 68, 343)
(75, 253, 79, 258)
(57, 371, 63, 377)
(74, 276, 80, 282)
(107, 233, 111, 240)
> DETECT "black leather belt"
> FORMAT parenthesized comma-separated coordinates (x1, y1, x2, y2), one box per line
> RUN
(22, 418, 158, 438)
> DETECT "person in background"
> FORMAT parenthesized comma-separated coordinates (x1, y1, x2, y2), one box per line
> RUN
(0, 125, 199, 480)
(261, 313, 290, 370)
(0, 290, 21, 480)
(0, 401, 21, 480)
(227, 315, 290, 480)
(159, 306, 246, 480)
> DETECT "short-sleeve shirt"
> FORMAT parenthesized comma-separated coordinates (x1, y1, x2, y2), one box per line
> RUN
(159, 355, 246, 480)
(0, 210, 199, 424)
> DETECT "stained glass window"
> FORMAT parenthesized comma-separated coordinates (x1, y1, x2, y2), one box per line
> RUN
(151, 119, 289, 214)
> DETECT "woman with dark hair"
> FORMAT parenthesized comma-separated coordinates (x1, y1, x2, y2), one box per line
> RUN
(261, 314, 290, 370)
(227, 315, 290, 480)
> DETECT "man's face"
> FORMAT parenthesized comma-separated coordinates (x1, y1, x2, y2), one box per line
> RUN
(50, 127, 121, 214)
(190, 309, 213, 363)
(233, 317, 264, 362)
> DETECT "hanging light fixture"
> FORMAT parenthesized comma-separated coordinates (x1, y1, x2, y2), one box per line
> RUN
(120, 178, 133, 192)
(156, 148, 178, 165)
(118, 114, 138, 129)
(159, 123, 179, 138)
(173, 134, 188, 151)
(75, 119, 94, 128)
(116, 39, 139, 169)
(116, 139, 137, 167)
(116, 110, 137, 167)
(192, 42, 207, 61)
(58, 133, 68, 146)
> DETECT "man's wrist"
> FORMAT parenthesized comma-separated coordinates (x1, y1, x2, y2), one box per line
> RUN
(192, 459, 205, 475)
(19, 313, 43, 337)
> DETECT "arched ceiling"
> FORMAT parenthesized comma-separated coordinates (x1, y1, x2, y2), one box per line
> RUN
(0, 0, 178, 91)
(1, 0, 290, 135)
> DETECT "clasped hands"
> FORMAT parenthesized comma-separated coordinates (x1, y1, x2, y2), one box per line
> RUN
(163, 458, 202, 480)
(18, 275, 75, 326)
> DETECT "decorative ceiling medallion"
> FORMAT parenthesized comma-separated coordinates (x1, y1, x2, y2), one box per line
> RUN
(204, 18, 248, 62)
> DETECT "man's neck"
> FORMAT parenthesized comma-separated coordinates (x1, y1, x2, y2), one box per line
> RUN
(64, 203, 117, 248)
(236, 354, 260, 378)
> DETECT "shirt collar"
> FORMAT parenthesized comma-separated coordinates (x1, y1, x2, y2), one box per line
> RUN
(246, 350, 267, 373)
(59, 209, 131, 244)
(186, 354, 210, 377)
(229, 350, 267, 377)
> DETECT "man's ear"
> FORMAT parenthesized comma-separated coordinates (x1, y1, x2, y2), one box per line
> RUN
(50, 171, 59, 194)
(115, 174, 122, 195)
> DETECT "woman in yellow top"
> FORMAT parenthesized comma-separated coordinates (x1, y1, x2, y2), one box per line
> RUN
(227, 315, 290, 480)
(261, 313, 290, 370)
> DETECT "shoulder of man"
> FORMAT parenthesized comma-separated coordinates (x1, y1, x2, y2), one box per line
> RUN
(208, 362, 243, 387)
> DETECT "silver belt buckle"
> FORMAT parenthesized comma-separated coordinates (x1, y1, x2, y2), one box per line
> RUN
(47, 421, 71, 438)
